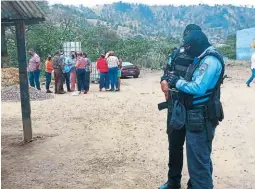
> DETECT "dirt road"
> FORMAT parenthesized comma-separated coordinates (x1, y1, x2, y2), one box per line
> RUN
(1, 67, 255, 189)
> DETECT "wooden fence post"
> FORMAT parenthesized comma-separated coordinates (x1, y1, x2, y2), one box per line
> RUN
(15, 21, 32, 142)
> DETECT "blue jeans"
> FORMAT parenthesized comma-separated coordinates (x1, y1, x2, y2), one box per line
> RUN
(99, 72, 109, 89)
(186, 124, 215, 189)
(76, 69, 85, 91)
(246, 69, 255, 85)
(45, 72, 51, 90)
(106, 72, 110, 89)
(108, 67, 118, 90)
(64, 72, 71, 91)
(29, 69, 41, 90)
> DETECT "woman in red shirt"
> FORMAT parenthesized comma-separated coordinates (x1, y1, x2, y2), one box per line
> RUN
(96, 53, 109, 91)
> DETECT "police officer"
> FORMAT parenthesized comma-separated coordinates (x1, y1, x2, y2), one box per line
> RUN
(167, 29, 224, 189)
(159, 24, 202, 189)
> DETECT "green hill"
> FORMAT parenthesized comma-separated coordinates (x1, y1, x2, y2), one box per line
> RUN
(50, 2, 255, 43)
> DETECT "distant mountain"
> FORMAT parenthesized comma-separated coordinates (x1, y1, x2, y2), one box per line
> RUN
(50, 2, 255, 43)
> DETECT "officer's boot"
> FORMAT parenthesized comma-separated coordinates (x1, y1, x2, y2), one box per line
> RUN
(158, 181, 181, 189)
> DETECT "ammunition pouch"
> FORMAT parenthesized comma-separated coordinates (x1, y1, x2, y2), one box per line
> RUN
(186, 107, 206, 132)
(206, 98, 224, 126)
(213, 99, 224, 122)
(186, 104, 219, 141)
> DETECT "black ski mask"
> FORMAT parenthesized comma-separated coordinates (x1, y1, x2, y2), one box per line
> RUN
(183, 30, 211, 58)
(183, 24, 202, 38)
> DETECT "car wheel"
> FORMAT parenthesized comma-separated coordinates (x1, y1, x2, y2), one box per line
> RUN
(134, 75, 139, 78)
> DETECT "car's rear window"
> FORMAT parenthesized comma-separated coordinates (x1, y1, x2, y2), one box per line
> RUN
(122, 62, 134, 66)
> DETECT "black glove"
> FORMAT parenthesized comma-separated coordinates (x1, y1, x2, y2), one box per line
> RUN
(168, 74, 180, 88)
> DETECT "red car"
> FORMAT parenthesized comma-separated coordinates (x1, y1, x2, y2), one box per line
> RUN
(121, 62, 140, 78)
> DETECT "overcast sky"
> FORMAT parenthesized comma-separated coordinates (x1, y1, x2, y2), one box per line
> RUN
(48, 0, 255, 7)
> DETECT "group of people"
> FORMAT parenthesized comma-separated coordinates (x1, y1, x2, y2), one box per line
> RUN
(96, 51, 122, 92)
(27, 49, 123, 94)
(45, 51, 92, 94)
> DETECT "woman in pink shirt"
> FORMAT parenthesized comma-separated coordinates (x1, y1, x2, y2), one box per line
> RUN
(75, 52, 87, 94)
(70, 52, 77, 91)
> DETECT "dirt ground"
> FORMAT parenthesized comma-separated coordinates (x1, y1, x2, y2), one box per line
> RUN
(1, 67, 255, 189)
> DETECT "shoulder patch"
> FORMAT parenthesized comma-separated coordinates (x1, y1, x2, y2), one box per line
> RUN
(198, 63, 208, 76)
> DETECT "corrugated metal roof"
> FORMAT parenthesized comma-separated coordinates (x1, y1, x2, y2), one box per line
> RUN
(1, 1, 45, 24)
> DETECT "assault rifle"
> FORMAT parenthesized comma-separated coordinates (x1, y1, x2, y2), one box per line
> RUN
(158, 88, 179, 111)
(158, 101, 168, 111)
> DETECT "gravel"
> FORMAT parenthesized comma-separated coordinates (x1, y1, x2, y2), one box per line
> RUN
(1, 85, 54, 102)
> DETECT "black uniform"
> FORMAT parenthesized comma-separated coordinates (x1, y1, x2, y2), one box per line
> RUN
(163, 49, 194, 188)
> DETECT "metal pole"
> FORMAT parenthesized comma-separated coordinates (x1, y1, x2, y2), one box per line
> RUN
(15, 21, 32, 142)
(1, 26, 7, 68)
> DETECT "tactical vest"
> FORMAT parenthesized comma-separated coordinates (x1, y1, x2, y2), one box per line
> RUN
(168, 49, 194, 109)
(182, 49, 225, 124)
(171, 49, 194, 78)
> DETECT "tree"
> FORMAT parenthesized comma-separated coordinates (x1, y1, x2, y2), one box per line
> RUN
(4, 2, 178, 70)
(218, 34, 236, 59)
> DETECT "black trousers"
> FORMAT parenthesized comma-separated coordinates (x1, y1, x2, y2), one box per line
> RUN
(63, 72, 71, 91)
(167, 113, 186, 186)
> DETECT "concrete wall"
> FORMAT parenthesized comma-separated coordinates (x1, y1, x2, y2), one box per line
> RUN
(236, 27, 255, 60)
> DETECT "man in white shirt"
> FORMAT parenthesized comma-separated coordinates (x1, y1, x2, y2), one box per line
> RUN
(246, 44, 255, 87)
